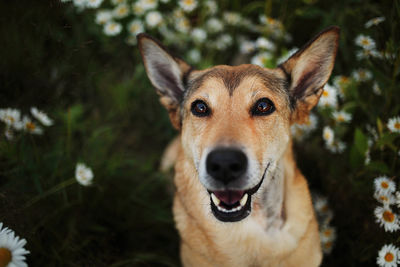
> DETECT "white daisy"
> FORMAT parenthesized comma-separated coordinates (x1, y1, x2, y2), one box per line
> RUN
(326, 140, 346, 154)
(291, 113, 318, 140)
(95, 10, 113, 25)
(214, 34, 233, 50)
(86, 0, 103, 8)
(30, 107, 53, 126)
(103, 21, 122, 36)
(187, 49, 200, 63)
(0, 108, 21, 129)
(387, 117, 400, 133)
(127, 19, 144, 36)
(374, 206, 400, 232)
(204, 0, 217, 15)
(113, 3, 129, 19)
(140, 0, 158, 10)
(17, 116, 43, 135)
(396, 192, 400, 208)
(333, 75, 351, 89)
(111, 0, 125, 5)
(322, 126, 334, 146)
(333, 110, 352, 123)
(372, 82, 382, 95)
(374, 192, 396, 207)
(251, 52, 272, 67)
(176, 17, 191, 33)
(239, 40, 255, 54)
(0, 223, 30, 267)
(191, 28, 207, 44)
(377, 244, 400, 267)
(318, 84, 338, 108)
(179, 0, 197, 12)
(206, 18, 223, 33)
(355, 35, 376, 50)
(223, 12, 241, 26)
(320, 225, 336, 243)
(352, 69, 373, 82)
(4, 127, 14, 140)
(145, 11, 163, 28)
(255, 37, 275, 51)
(356, 48, 383, 60)
(73, 0, 87, 10)
(75, 163, 94, 186)
(374, 176, 396, 195)
(365, 16, 385, 28)
(132, 2, 145, 16)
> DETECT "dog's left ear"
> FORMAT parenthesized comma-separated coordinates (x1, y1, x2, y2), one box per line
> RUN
(280, 26, 340, 123)
(137, 33, 192, 129)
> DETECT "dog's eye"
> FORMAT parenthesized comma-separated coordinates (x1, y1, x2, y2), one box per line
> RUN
(252, 98, 275, 116)
(191, 100, 210, 117)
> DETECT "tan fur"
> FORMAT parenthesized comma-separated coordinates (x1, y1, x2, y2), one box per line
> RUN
(138, 27, 340, 267)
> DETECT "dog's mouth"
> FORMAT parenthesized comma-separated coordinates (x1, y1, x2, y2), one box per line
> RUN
(208, 164, 269, 222)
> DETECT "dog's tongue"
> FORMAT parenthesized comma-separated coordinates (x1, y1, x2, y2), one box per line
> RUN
(214, 190, 245, 205)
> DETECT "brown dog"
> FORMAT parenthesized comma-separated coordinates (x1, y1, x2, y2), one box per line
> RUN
(138, 26, 339, 266)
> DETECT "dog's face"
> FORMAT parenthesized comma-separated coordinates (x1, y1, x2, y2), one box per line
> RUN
(138, 27, 339, 222)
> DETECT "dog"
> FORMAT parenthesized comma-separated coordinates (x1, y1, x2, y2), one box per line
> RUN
(137, 26, 339, 267)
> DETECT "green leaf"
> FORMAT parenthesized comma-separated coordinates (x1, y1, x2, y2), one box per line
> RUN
(366, 161, 390, 173)
(354, 128, 368, 154)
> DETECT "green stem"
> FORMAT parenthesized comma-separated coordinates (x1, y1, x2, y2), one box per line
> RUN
(24, 178, 76, 209)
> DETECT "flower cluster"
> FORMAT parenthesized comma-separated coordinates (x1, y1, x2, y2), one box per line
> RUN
(0, 223, 29, 267)
(373, 176, 400, 266)
(312, 194, 336, 254)
(0, 107, 53, 140)
(60, 0, 290, 64)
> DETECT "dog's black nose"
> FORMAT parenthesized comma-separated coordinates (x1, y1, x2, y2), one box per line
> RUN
(206, 148, 247, 184)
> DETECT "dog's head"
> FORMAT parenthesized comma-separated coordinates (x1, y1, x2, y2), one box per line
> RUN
(138, 27, 339, 222)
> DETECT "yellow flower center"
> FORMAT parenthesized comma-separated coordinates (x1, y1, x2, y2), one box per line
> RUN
(184, 0, 194, 5)
(383, 210, 395, 222)
(109, 24, 116, 30)
(324, 132, 331, 140)
(361, 39, 370, 45)
(340, 76, 349, 84)
(323, 229, 332, 237)
(359, 71, 366, 78)
(385, 252, 394, 262)
(323, 241, 332, 249)
(0, 247, 12, 267)
(5, 116, 14, 123)
(130, 25, 139, 32)
(118, 7, 127, 15)
(379, 196, 388, 202)
(381, 181, 389, 189)
(337, 115, 344, 122)
(394, 122, 400, 129)
(322, 91, 329, 97)
(26, 122, 36, 131)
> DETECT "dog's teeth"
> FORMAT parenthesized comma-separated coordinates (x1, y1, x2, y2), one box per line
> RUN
(211, 193, 221, 206)
(240, 194, 248, 207)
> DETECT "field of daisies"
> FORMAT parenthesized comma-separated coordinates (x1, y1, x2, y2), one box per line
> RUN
(0, 0, 399, 266)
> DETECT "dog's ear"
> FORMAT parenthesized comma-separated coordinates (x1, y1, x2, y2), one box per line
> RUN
(137, 33, 192, 130)
(279, 26, 340, 123)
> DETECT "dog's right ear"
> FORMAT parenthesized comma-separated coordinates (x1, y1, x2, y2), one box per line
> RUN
(137, 33, 192, 130)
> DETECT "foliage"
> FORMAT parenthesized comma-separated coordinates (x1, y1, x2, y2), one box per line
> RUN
(0, 0, 399, 266)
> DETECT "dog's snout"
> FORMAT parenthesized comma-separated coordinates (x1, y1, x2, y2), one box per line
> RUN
(206, 148, 247, 184)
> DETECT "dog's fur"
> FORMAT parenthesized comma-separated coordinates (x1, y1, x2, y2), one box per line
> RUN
(138, 27, 340, 267)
